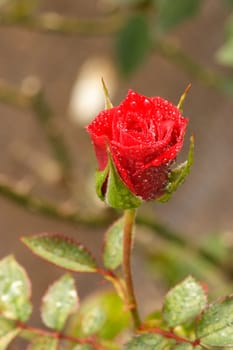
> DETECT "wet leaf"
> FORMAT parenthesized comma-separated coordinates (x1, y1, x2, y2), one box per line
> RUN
(0, 255, 32, 321)
(73, 345, 93, 350)
(0, 328, 20, 350)
(103, 217, 124, 270)
(27, 336, 58, 350)
(124, 333, 168, 350)
(22, 234, 97, 273)
(196, 296, 233, 347)
(171, 345, 202, 350)
(0, 316, 20, 350)
(41, 274, 79, 331)
(163, 276, 207, 327)
(116, 14, 151, 76)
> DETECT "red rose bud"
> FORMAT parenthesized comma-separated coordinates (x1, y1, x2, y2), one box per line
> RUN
(87, 89, 192, 209)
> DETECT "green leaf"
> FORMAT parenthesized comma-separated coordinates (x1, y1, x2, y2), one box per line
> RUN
(224, 13, 233, 38)
(199, 232, 229, 264)
(196, 296, 233, 347)
(0, 317, 15, 336)
(106, 157, 142, 209)
(103, 217, 124, 270)
(225, 0, 233, 8)
(171, 345, 202, 350)
(68, 291, 130, 340)
(21, 234, 97, 273)
(124, 333, 168, 350)
(163, 276, 207, 327)
(0, 316, 20, 350)
(216, 37, 233, 66)
(214, 14, 233, 66)
(116, 14, 151, 76)
(156, 0, 201, 32)
(0, 255, 32, 321)
(158, 135, 194, 203)
(27, 336, 58, 350)
(73, 346, 93, 350)
(111, 0, 144, 5)
(0, 328, 20, 350)
(41, 274, 79, 331)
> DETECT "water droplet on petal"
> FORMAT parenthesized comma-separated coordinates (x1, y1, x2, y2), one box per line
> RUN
(130, 101, 137, 108)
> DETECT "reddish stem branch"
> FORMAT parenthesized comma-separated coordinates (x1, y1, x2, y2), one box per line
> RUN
(141, 326, 201, 347)
(97, 267, 127, 301)
(16, 321, 105, 349)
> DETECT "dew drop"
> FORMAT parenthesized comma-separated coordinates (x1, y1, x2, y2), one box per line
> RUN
(130, 101, 137, 108)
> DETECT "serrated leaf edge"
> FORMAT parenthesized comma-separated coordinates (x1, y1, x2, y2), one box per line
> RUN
(21, 233, 98, 273)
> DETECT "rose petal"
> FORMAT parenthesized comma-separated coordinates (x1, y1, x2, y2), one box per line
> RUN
(90, 134, 108, 171)
(132, 165, 169, 200)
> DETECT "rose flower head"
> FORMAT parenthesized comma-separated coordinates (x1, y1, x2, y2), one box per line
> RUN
(87, 86, 193, 209)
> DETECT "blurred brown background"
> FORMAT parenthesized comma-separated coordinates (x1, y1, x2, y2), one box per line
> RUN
(0, 0, 232, 324)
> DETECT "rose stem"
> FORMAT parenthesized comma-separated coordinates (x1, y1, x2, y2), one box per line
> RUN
(122, 208, 141, 329)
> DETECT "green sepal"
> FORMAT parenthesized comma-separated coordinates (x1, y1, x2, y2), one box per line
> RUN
(105, 156, 142, 209)
(95, 164, 109, 201)
(158, 135, 194, 203)
(95, 154, 141, 209)
(101, 78, 113, 110)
